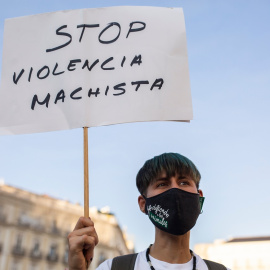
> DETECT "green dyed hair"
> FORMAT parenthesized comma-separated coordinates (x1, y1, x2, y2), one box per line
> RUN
(136, 153, 201, 195)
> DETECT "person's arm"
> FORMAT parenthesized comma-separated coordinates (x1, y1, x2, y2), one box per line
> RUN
(68, 217, 99, 270)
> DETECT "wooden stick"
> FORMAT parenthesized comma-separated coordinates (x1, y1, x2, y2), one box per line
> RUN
(84, 127, 89, 218)
(84, 127, 90, 269)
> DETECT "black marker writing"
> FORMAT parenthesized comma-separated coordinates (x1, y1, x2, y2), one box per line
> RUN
(126, 21, 146, 38)
(13, 69, 24, 84)
(70, 87, 82, 100)
(46, 25, 72, 52)
(77, 24, 100, 42)
(98, 22, 121, 44)
(31, 78, 164, 110)
(31, 93, 50, 110)
(13, 55, 142, 85)
(45, 21, 146, 52)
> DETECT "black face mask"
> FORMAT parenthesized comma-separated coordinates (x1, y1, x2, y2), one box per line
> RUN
(144, 188, 204, 235)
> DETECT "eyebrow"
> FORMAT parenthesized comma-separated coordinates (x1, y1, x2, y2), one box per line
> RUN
(155, 177, 169, 181)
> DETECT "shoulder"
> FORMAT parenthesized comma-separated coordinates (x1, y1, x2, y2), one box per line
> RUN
(96, 252, 142, 270)
(194, 253, 231, 270)
(95, 258, 113, 270)
(195, 253, 231, 270)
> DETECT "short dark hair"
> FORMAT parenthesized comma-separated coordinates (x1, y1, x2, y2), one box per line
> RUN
(136, 153, 201, 195)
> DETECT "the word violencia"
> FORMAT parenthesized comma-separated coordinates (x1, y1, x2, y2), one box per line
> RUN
(31, 78, 164, 110)
(13, 54, 143, 85)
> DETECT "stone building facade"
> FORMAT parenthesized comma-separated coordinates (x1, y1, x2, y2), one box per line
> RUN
(194, 236, 270, 270)
(0, 182, 133, 270)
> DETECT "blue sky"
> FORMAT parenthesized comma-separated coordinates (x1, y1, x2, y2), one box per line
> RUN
(0, 0, 270, 252)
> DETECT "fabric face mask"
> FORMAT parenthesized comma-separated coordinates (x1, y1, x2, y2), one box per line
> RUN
(144, 188, 203, 235)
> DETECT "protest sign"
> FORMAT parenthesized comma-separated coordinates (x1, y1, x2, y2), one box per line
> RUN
(0, 6, 192, 135)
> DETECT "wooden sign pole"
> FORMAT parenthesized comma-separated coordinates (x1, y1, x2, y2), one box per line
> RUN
(84, 127, 89, 218)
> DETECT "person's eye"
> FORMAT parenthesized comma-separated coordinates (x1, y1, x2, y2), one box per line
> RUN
(179, 181, 189, 186)
(157, 182, 167, 187)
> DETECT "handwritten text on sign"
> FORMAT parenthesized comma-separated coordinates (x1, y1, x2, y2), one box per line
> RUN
(0, 6, 192, 135)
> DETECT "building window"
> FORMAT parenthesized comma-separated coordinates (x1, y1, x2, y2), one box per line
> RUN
(15, 234, 23, 248)
(31, 239, 41, 258)
(49, 244, 56, 257)
(32, 217, 44, 231)
(0, 230, 2, 252)
(33, 241, 40, 252)
(12, 233, 25, 256)
(18, 212, 31, 227)
(63, 244, 69, 264)
(0, 205, 6, 222)
(47, 243, 58, 262)
(51, 220, 60, 235)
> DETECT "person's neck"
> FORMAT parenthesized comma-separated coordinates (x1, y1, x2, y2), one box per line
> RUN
(149, 230, 192, 264)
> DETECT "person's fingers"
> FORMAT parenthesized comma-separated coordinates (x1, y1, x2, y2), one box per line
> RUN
(68, 216, 99, 269)
(71, 225, 96, 236)
(83, 236, 97, 262)
(74, 216, 94, 230)
(69, 226, 98, 246)
(68, 233, 98, 251)
(69, 234, 96, 263)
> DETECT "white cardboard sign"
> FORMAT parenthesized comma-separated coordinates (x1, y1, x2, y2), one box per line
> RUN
(0, 6, 192, 135)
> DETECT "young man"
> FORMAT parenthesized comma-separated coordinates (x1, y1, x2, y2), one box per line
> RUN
(68, 153, 230, 270)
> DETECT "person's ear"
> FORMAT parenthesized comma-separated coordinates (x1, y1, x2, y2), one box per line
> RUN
(138, 195, 146, 214)
(198, 189, 203, 197)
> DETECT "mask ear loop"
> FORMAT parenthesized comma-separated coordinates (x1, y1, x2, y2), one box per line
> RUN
(141, 194, 148, 215)
(199, 196, 205, 214)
